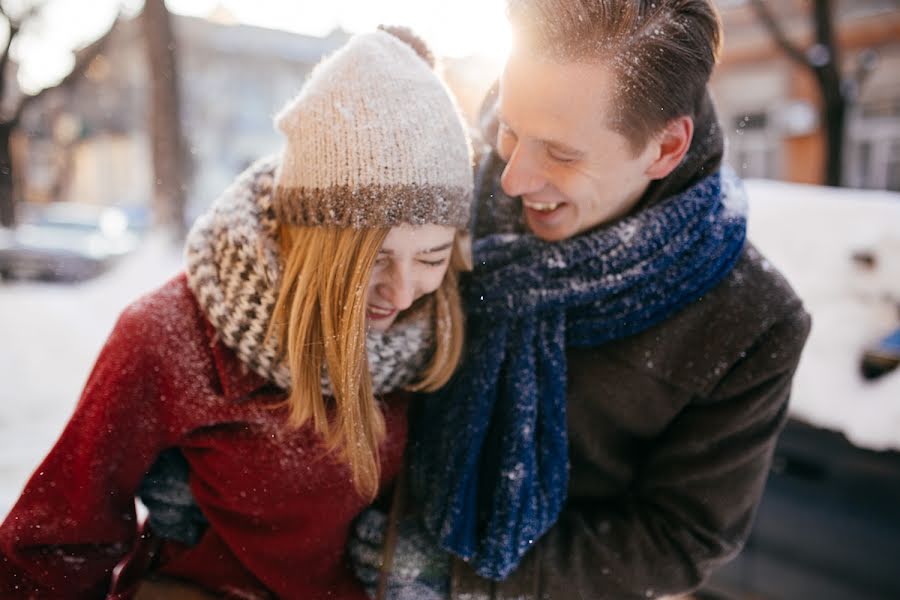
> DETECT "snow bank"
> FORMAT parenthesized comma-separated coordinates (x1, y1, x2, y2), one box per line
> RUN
(745, 179, 900, 452)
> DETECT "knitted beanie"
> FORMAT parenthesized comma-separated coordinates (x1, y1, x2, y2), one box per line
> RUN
(273, 30, 473, 229)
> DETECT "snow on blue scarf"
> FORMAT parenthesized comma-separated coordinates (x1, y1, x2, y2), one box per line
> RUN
(409, 168, 748, 580)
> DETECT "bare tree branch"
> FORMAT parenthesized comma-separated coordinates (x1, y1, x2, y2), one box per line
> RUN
(0, 1, 53, 110)
(0, 21, 19, 100)
(853, 48, 878, 94)
(0, 0, 112, 226)
(813, 0, 837, 50)
(9, 12, 119, 125)
(748, 0, 811, 69)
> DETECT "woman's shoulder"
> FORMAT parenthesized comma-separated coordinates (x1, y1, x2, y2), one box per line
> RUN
(113, 272, 210, 356)
(119, 272, 199, 323)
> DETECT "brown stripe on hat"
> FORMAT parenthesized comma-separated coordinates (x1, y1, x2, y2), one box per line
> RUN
(271, 30, 473, 232)
(273, 184, 471, 229)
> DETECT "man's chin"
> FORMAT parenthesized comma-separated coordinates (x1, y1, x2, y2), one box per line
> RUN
(523, 204, 576, 242)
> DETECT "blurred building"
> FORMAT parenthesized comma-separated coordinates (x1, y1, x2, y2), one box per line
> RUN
(16, 11, 349, 220)
(442, 55, 502, 126)
(713, 0, 900, 189)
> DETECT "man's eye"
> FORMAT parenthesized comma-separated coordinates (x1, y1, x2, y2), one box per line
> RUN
(546, 146, 577, 163)
(497, 126, 516, 161)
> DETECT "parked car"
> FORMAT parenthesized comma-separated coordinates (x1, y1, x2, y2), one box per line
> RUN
(0, 203, 140, 282)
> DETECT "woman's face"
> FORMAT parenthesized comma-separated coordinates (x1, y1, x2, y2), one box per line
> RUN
(366, 224, 456, 332)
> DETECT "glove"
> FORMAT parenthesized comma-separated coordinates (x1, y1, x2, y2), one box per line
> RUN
(138, 448, 208, 545)
(348, 507, 451, 600)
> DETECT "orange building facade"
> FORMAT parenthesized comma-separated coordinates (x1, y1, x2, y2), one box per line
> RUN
(712, 0, 900, 189)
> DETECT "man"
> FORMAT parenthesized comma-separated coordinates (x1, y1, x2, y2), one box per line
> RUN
(365, 1, 811, 598)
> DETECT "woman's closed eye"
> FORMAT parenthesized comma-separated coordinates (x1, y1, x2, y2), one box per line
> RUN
(418, 258, 448, 268)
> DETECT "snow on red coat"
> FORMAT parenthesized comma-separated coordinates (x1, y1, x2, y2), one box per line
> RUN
(0, 274, 410, 599)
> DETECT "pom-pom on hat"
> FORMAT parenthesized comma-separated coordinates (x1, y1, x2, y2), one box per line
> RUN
(272, 29, 474, 230)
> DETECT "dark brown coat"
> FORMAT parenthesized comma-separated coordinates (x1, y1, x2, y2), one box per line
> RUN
(451, 242, 810, 599)
(453, 92, 811, 599)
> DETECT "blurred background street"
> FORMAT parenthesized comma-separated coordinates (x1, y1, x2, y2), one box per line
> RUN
(1, 1, 898, 598)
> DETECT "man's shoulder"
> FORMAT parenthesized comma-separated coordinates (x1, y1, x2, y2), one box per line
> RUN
(718, 241, 805, 313)
(700, 240, 809, 337)
(603, 242, 810, 396)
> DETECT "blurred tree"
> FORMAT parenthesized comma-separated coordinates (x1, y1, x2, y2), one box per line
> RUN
(141, 0, 187, 238)
(749, 0, 878, 187)
(0, 2, 114, 227)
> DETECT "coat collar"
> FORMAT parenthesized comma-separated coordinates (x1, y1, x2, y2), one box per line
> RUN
(203, 318, 275, 402)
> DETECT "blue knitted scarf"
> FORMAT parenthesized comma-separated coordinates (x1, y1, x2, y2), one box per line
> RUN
(409, 169, 748, 580)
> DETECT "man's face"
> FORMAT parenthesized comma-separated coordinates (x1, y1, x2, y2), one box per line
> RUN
(497, 50, 660, 241)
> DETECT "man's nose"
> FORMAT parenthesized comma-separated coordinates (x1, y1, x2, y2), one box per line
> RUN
(500, 144, 545, 198)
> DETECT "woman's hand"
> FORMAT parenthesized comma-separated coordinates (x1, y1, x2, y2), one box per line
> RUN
(348, 508, 451, 600)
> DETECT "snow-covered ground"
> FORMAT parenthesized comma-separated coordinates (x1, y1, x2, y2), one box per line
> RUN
(1, 181, 899, 521)
(0, 234, 183, 518)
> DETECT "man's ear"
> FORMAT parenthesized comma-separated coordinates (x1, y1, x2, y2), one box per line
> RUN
(645, 115, 694, 180)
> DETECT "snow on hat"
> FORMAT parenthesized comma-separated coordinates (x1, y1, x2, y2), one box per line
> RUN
(272, 29, 473, 230)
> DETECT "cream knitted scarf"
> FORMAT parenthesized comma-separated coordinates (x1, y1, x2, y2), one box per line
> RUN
(184, 156, 434, 395)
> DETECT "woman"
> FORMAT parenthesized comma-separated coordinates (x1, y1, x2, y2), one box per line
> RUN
(0, 29, 473, 599)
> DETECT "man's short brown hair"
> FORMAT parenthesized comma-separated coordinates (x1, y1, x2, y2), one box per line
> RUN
(507, 0, 722, 151)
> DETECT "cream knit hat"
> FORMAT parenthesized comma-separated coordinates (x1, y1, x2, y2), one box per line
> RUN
(272, 29, 473, 229)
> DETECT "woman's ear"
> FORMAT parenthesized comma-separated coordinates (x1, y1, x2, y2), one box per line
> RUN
(455, 230, 473, 272)
(645, 115, 694, 180)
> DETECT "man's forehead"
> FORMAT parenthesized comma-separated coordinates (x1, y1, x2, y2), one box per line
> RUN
(498, 51, 616, 140)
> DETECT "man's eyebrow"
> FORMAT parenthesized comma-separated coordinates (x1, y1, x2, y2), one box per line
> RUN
(378, 242, 454, 255)
(543, 139, 584, 156)
(498, 112, 583, 156)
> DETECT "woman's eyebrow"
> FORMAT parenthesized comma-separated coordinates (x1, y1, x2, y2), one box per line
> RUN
(378, 242, 454, 256)
(419, 242, 454, 254)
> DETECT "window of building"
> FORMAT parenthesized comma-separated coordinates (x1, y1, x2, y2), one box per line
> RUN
(727, 110, 779, 179)
(886, 141, 900, 192)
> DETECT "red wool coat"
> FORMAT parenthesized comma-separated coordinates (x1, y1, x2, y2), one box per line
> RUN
(0, 274, 409, 599)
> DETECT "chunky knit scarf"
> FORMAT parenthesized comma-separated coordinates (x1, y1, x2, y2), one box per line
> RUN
(184, 156, 434, 396)
(410, 168, 748, 580)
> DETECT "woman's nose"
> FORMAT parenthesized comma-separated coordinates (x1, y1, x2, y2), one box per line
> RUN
(380, 267, 415, 311)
